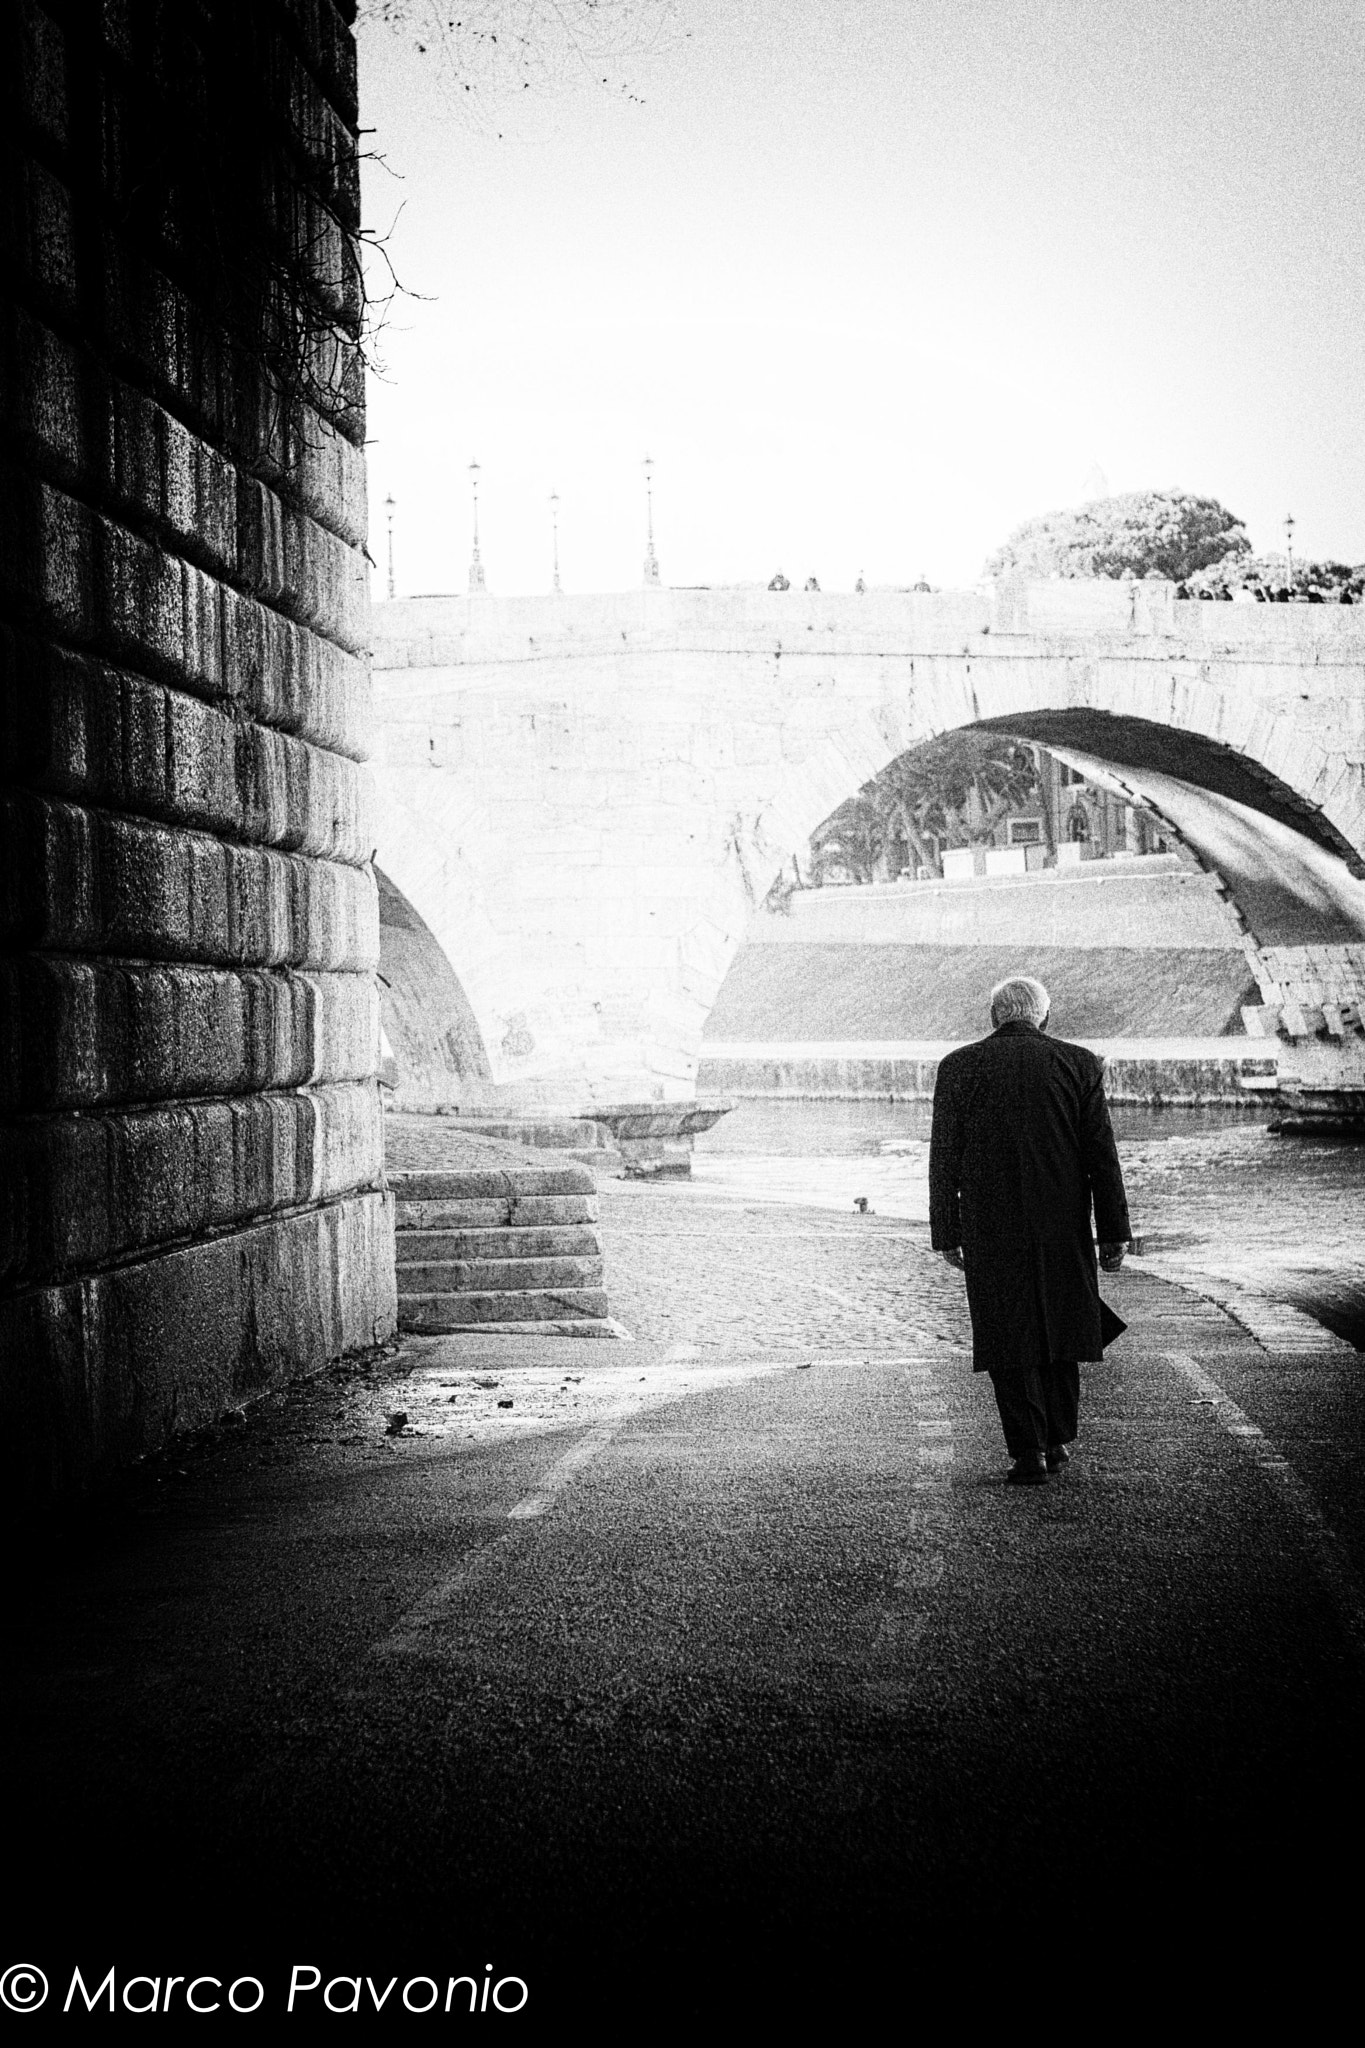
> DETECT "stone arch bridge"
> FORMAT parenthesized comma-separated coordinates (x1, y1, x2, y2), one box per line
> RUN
(371, 581, 1365, 1112)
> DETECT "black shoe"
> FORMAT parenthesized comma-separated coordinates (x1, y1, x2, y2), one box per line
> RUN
(1045, 1444, 1071, 1472)
(1006, 1453, 1049, 1485)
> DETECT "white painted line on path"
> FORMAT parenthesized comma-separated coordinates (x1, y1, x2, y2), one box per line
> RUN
(377, 1420, 627, 1657)
(377, 1359, 793, 1657)
(866, 1364, 954, 1701)
(507, 1418, 623, 1520)
(375, 1531, 521, 1659)
(1166, 1351, 1365, 1662)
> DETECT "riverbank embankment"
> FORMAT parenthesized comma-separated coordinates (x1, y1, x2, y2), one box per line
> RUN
(699, 859, 1265, 1103)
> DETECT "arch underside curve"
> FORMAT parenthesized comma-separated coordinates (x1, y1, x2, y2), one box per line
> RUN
(746, 690, 1365, 963)
(978, 709, 1364, 876)
(375, 869, 495, 1110)
(718, 684, 1365, 1093)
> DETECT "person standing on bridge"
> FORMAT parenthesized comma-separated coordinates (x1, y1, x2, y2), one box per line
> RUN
(929, 975, 1131, 1485)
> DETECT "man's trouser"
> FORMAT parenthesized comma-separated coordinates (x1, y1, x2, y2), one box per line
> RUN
(989, 1359, 1080, 1456)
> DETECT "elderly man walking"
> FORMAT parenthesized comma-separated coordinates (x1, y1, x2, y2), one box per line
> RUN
(929, 975, 1131, 1484)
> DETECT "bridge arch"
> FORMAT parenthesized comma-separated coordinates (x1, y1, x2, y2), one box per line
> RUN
(375, 869, 494, 1111)
(742, 672, 1365, 937)
(370, 588, 1365, 1107)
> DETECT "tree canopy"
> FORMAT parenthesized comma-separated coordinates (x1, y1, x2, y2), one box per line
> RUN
(809, 733, 1043, 885)
(984, 489, 1250, 584)
(1185, 553, 1364, 599)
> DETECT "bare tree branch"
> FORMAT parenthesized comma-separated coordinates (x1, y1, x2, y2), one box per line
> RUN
(357, 0, 687, 120)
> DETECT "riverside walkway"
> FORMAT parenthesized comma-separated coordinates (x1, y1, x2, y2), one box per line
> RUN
(7, 1181, 1365, 2021)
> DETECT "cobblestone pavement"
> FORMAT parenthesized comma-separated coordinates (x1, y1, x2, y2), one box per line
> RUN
(691, 1100, 1365, 1347)
(597, 1182, 972, 1352)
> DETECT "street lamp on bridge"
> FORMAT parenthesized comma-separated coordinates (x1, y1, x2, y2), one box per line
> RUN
(384, 492, 396, 601)
(643, 455, 660, 587)
(550, 489, 562, 594)
(1284, 512, 1296, 595)
(469, 460, 486, 593)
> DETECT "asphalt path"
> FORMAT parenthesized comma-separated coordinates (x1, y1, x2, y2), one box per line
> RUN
(6, 1229, 1365, 2024)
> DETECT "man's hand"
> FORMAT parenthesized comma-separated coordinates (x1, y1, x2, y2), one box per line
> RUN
(940, 1246, 965, 1271)
(1098, 1242, 1127, 1271)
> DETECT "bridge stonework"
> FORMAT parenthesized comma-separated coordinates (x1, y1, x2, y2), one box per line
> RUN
(372, 582, 1365, 1111)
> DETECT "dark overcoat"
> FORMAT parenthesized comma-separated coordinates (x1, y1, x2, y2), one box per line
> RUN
(928, 1020, 1131, 1374)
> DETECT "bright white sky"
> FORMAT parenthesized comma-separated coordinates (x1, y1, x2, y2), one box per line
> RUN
(357, 0, 1365, 599)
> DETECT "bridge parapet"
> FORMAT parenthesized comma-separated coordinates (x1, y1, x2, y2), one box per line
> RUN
(373, 581, 1365, 672)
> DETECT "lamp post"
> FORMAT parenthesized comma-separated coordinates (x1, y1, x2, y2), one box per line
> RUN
(384, 492, 396, 601)
(550, 490, 561, 593)
(468, 460, 486, 593)
(642, 454, 660, 586)
(1284, 512, 1295, 596)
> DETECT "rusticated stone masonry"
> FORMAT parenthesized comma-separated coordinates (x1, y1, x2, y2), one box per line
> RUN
(1, 0, 395, 1500)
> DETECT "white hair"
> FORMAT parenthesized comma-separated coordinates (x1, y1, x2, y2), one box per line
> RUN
(990, 975, 1050, 1027)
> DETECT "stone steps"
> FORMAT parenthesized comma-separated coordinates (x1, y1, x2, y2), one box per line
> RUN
(390, 1166, 595, 1200)
(398, 1288, 612, 1329)
(394, 1195, 599, 1229)
(395, 1225, 601, 1262)
(396, 1255, 606, 1294)
(388, 1164, 614, 1333)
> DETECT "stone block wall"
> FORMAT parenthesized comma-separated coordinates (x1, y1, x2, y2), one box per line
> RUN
(1241, 942, 1365, 1104)
(695, 1049, 1278, 1107)
(1, 0, 394, 1500)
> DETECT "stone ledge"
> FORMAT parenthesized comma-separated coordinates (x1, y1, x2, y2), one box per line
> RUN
(433, 1116, 616, 1152)
(430, 1317, 632, 1340)
(698, 1048, 1281, 1106)
(393, 1195, 600, 1230)
(398, 1287, 611, 1330)
(394, 1225, 601, 1261)
(395, 1255, 606, 1293)
(389, 1164, 598, 1201)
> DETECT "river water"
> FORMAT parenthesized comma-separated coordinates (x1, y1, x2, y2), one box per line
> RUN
(693, 1101, 1365, 1349)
